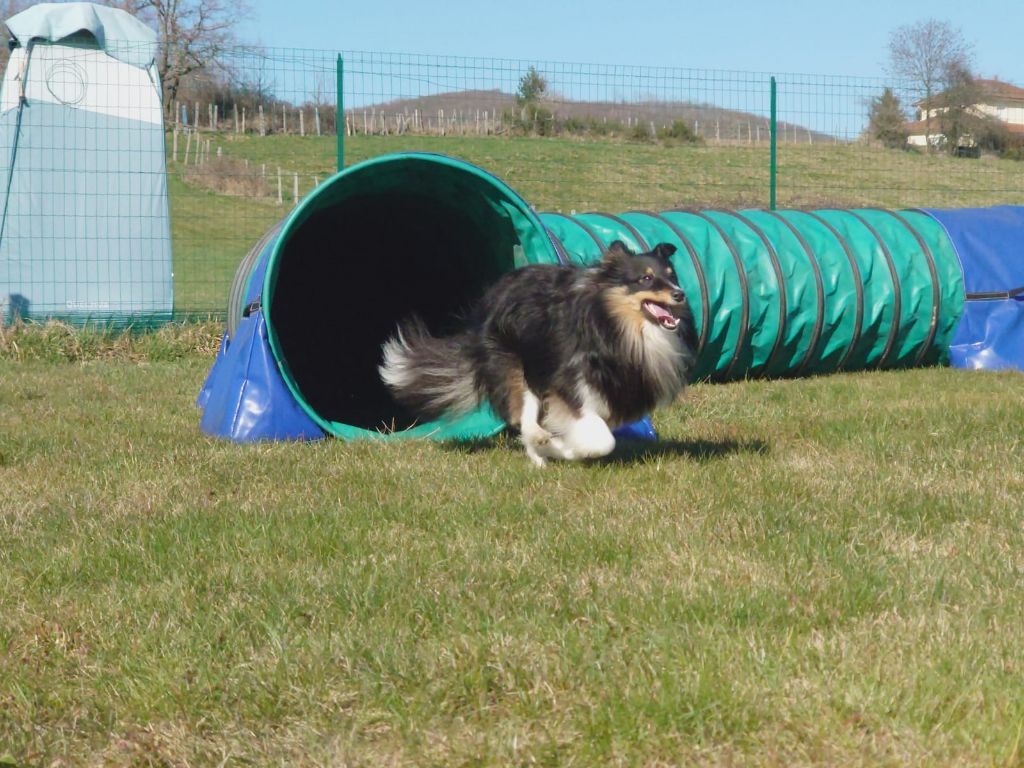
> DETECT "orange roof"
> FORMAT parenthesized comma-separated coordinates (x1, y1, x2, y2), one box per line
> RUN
(975, 78, 1024, 101)
(915, 78, 1024, 108)
(904, 117, 1024, 135)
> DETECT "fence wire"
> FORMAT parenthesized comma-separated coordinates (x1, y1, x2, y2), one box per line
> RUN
(2, 44, 1023, 324)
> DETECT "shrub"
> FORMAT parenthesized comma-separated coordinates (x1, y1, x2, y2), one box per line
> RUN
(868, 88, 909, 150)
(657, 119, 702, 144)
(628, 120, 655, 143)
(504, 103, 557, 136)
(179, 154, 270, 198)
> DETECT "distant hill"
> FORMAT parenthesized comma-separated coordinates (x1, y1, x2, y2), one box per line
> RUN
(345, 89, 836, 143)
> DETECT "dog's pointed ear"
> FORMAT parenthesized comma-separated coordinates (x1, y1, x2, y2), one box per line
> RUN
(604, 240, 633, 265)
(653, 243, 677, 260)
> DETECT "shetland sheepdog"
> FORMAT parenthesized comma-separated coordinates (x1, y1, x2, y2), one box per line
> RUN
(379, 241, 697, 466)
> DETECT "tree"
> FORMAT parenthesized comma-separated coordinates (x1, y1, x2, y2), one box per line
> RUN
(106, 0, 250, 117)
(868, 87, 908, 149)
(935, 63, 1008, 155)
(887, 18, 973, 151)
(512, 66, 554, 135)
(935, 63, 979, 152)
(0, 0, 29, 71)
(516, 67, 547, 105)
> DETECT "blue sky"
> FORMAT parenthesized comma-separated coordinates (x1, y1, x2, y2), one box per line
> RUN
(243, 0, 1024, 84)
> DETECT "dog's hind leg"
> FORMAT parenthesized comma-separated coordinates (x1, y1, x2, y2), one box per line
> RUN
(567, 413, 616, 458)
(543, 392, 615, 460)
(490, 364, 553, 467)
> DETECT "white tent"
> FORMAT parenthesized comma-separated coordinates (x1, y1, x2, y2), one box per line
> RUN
(0, 2, 172, 326)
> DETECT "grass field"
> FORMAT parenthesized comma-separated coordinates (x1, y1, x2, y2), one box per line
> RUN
(2, 324, 1023, 766)
(167, 132, 1024, 316)
(4, 130, 1023, 764)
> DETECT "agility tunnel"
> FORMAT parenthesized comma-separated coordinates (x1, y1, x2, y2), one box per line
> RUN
(197, 152, 1024, 443)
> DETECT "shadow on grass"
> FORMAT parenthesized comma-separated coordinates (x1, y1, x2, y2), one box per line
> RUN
(441, 434, 769, 464)
(600, 436, 769, 465)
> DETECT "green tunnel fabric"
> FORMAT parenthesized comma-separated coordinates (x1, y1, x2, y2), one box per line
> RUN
(540, 207, 963, 383)
(898, 210, 964, 366)
(260, 153, 560, 441)
(233, 153, 964, 442)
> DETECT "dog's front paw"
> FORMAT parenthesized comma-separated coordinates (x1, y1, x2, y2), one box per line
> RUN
(524, 443, 548, 468)
(521, 424, 555, 467)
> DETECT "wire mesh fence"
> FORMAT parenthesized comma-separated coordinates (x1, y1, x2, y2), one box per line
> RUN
(2, 42, 1024, 325)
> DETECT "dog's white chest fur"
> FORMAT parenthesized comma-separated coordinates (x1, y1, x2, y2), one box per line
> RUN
(640, 324, 688, 406)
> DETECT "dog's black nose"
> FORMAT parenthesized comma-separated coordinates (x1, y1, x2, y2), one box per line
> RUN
(671, 289, 685, 303)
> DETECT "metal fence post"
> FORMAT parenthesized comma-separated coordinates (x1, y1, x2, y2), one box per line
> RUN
(337, 54, 344, 171)
(770, 76, 777, 211)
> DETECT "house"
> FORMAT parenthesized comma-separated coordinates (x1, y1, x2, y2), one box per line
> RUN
(905, 78, 1024, 149)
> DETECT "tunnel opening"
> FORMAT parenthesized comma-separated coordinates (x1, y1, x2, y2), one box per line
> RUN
(260, 154, 560, 439)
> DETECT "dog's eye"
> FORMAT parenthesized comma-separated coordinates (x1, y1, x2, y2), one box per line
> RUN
(639, 274, 653, 285)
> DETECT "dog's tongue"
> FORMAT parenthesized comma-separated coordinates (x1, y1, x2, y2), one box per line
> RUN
(643, 300, 675, 323)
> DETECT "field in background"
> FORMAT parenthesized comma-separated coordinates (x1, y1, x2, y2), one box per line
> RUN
(169, 132, 1024, 316)
(2, 325, 1023, 765)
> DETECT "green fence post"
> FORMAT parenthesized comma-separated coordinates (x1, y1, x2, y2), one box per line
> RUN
(336, 54, 344, 171)
(769, 76, 777, 211)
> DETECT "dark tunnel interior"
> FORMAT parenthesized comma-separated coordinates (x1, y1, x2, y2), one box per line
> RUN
(268, 192, 513, 432)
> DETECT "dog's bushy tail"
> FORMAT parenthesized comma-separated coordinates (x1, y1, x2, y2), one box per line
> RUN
(378, 317, 481, 421)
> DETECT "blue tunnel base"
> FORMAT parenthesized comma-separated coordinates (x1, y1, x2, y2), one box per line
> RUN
(197, 310, 659, 444)
(921, 206, 1024, 371)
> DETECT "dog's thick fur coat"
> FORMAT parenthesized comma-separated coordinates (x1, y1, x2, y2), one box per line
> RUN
(380, 241, 696, 465)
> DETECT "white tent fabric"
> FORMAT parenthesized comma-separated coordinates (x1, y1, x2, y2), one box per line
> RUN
(5, 2, 157, 69)
(0, 2, 172, 326)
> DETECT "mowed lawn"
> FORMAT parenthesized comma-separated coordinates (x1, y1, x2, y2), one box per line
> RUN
(2, 326, 1023, 766)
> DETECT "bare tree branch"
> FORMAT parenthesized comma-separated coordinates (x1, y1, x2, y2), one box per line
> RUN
(0, 0, 30, 70)
(887, 18, 973, 151)
(103, 0, 250, 115)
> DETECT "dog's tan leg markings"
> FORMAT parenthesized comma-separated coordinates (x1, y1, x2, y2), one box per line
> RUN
(504, 366, 526, 430)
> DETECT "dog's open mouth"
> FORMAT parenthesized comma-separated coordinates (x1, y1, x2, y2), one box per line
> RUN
(642, 300, 680, 331)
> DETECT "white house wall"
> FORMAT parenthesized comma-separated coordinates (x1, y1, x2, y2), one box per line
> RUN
(975, 102, 1024, 126)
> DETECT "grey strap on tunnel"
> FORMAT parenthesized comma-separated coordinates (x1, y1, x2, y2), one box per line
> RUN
(546, 230, 572, 266)
(630, 211, 710, 357)
(722, 210, 789, 378)
(965, 286, 1024, 300)
(879, 209, 942, 367)
(802, 211, 865, 371)
(675, 209, 750, 381)
(764, 211, 826, 377)
(846, 210, 903, 369)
